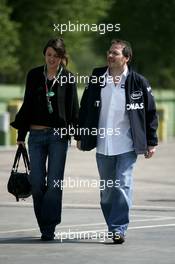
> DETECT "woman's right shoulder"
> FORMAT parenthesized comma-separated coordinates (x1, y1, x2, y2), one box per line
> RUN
(27, 65, 44, 78)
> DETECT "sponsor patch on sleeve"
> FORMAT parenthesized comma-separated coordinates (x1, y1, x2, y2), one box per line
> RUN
(147, 86, 153, 96)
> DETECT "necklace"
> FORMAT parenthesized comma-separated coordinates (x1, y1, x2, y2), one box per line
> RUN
(47, 74, 55, 80)
(43, 65, 63, 113)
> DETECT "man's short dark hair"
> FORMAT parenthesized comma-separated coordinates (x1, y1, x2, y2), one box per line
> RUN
(111, 39, 132, 63)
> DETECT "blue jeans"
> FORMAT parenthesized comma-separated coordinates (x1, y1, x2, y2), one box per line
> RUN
(28, 128, 68, 236)
(96, 151, 137, 235)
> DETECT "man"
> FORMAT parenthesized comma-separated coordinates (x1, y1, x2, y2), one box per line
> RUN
(77, 39, 158, 244)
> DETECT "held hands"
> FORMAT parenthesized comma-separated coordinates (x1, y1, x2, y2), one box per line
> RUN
(144, 146, 156, 159)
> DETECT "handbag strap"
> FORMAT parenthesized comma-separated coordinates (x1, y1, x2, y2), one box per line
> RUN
(12, 145, 22, 172)
(21, 146, 30, 172)
(12, 145, 30, 173)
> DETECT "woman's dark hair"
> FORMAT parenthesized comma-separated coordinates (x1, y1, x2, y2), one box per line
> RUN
(111, 39, 133, 63)
(43, 38, 68, 67)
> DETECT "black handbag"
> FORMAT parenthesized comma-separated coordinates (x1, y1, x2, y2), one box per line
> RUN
(7, 144, 31, 202)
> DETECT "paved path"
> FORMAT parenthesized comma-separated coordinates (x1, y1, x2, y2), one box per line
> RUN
(0, 140, 175, 263)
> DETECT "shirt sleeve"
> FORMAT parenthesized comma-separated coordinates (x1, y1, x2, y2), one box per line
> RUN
(10, 70, 33, 141)
(142, 78, 158, 146)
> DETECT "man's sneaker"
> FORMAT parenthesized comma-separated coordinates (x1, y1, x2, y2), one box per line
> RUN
(112, 233, 125, 244)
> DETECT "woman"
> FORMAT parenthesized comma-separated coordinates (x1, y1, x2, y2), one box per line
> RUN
(11, 38, 79, 241)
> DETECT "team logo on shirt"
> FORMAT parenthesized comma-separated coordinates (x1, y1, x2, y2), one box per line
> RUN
(94, 100, 100, 107)
(131, 91, 143, 100)
(126, 103, 144, 110)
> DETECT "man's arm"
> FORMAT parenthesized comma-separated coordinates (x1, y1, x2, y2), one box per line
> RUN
(142, 78, 158, 158)
(76, 84, 90, 149)
(77, 70, 96, 149)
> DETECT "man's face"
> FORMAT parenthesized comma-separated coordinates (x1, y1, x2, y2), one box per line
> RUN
(107, 44, 129, 69)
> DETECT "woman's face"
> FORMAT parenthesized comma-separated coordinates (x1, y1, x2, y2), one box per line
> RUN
(45, 47, 61, 70)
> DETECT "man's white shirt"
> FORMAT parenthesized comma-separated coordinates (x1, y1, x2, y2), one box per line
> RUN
(96, 66, 134, 155)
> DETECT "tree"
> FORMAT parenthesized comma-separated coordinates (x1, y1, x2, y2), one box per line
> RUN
(0, 0, 19, 82)
(93, 0, 175, 89)
(7, 0, 113, 82)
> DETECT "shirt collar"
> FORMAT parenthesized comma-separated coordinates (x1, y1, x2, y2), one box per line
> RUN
(122, 65, 129, 78)
(103, 65, 129, 79)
